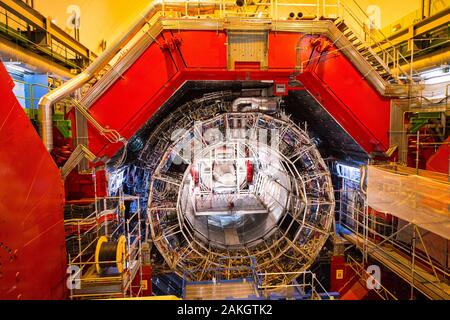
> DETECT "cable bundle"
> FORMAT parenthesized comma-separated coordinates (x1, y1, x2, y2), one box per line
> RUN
(95, 235, 127, 276)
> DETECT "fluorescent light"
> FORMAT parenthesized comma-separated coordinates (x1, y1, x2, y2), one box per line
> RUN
(425, 74, 450, 85)
(336, 163, 361, 182)
(4, 62, 33, 74)
(421, 66, 450, 84)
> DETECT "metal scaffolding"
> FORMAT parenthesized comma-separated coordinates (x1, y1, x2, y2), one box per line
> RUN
(144, 94, 335, 286)
(66, 196, 144, 300)
(336, 163, 450, 300)
(181, 256, 334, 300)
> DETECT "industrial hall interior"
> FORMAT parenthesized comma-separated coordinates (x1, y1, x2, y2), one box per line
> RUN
(0, 0, 449, 301)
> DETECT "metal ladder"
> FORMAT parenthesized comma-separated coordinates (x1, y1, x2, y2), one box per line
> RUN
(333, 18, 395, 83)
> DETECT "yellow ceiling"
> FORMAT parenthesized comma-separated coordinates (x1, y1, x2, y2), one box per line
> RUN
(34, 0, 150, 53)
(32, 0, 437, 54)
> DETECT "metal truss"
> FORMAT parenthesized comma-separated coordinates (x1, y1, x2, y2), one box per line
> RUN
(66, 196, 144, 300)
(144, 95, 335, 286)
(337, 187, 450, 300)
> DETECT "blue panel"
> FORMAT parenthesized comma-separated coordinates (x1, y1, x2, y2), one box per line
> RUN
(24, 74, 48, 109)
(12, 81, 26, 108)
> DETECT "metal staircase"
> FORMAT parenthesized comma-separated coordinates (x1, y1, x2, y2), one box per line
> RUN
(184, 279, 260, 300)
(333, 18, 394, 83)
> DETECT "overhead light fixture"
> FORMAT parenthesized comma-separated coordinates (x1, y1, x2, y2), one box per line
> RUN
(392, 24, 402, 32)
(421, 67, 450, 84)
(4, 62, 32, 75)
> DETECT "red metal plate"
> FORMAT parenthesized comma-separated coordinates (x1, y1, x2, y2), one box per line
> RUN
(0, 62, 66, 300)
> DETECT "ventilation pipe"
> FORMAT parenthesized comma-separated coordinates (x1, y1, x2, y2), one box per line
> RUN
(0, 37, 74, 79)
(231, 97, 280, 112)
(231, 97, 280, 139)
(38, 0, 219, 152)
(392, 50, 450, 76)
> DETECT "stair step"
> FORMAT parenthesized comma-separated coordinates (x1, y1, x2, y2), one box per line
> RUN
(372, 60, 383, 65)
(371, 64, 384, 70)
(334, 18, 345, 27)
(347, 35, 358, 42)
(337, 23, 348, 31)
(358, 48, 370, 54)
(356, 43, 367, 50)
(343, 29, 353, 36)
(358, 48, 369, 55)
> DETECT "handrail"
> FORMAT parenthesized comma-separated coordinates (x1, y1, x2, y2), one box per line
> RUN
(38, 0, 221, 152)
(337, 190, 450, 283)
(256, 270, 333, 299)
(341, 0, 416, 82)
(70, 99, 124, 144)
(39, 0, 427, 153)
(346, 255, 398, 300)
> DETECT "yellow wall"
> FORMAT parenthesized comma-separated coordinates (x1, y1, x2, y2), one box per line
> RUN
(355, 0, 421, 27)
(33, 0, 150, 54)
(32, 0, 443, 54)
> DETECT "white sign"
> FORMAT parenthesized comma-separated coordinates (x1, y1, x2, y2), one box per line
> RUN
(366, 265, 381, 290)
(66, 5, 81, 30)
(67, 265, 82, 290)
(367, 5, 381, 30)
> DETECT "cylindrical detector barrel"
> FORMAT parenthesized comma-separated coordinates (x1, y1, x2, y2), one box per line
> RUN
(95, 235, 127, 275)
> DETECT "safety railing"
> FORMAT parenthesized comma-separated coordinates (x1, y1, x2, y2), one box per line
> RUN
(346, 255, 398, 300)
(66, 195, 144, 299)
(158, 0, 341, 20)
(338, 0, 416, 82)
(336, 187, 450, 300)
(0, 7, 84, 70)
(181, 256, 261, 299)
(256, 270, 334, 300)
(181, 257, 333, 300)
(70, 98, 126, 145)
(11, 79, 48, 108)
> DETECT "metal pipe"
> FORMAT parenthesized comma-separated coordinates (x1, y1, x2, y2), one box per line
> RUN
(391, 50, 450, 75)
(0, 37, 74, 79)
(38, 0, 220, 152)
(426, 0, 432, 18)
(421, 0, 425, 19)
(231, 97, 280, 112)
(416, 130, 420, 174)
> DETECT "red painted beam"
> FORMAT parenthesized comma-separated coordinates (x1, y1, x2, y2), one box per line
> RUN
(299, 70, 389, 153)
(427, 137, 450, 174)
(0, 62, 66, 300)
(84, 30, 391, 161)
(311, 45, 391, 151)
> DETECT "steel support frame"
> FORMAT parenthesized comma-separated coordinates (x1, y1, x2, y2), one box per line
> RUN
(337, 186, 450, 300)
(67, 195, 144, 300)
(0, 0, 94, 62)
(146, 106, 334, 285)
(80, 35, 391, 161)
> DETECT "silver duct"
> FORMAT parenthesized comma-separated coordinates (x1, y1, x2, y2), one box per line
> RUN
(0, 37, 74, 79)
(231, 97, 280, 112)
(39, 0, 220, 152)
